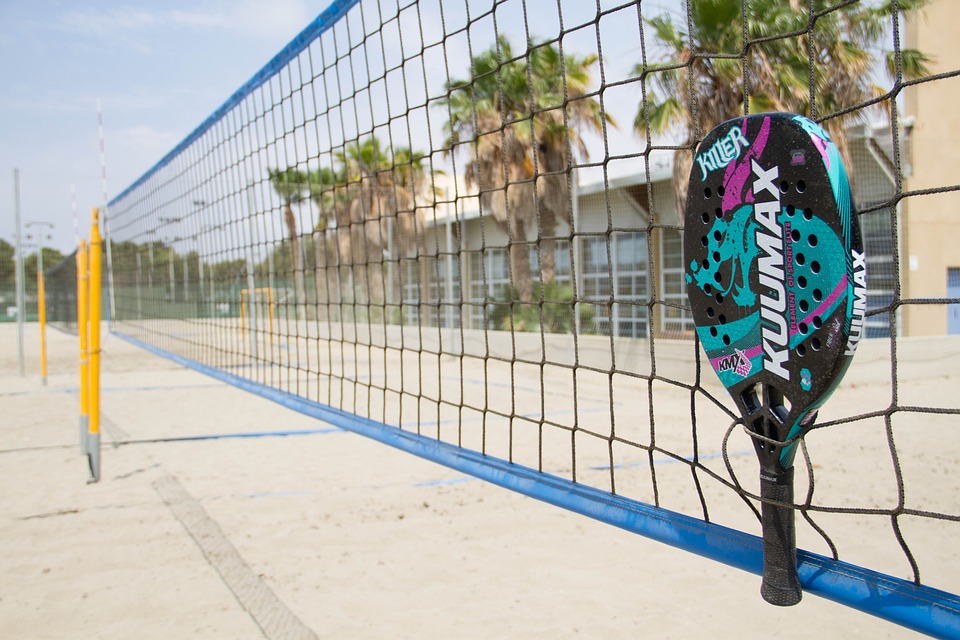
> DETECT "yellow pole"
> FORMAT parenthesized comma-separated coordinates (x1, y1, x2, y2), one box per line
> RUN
(38, 268, 48, 385)
(240, 289, 247, 337)
(77, 240, 89, 455)
(87, 208, 103, 483)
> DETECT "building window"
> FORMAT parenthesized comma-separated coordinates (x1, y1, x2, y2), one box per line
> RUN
(428, 253, 461, 328)
(469, 248, 510, 329)
(859, 204, 895, 338)
(580, 232, 648, 338)
(468, 243, 572, 329)
(526, 240, 571, 289)
(614, 232, 649, 338)
(554, 239, 571, 288)
(403, 254, 462, 328)
(401, 257, 421, 326)
(660, 229, 694, 335)
(581, 236, 611, 334)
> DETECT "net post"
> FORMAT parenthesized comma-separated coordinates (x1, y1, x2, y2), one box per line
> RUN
(87, 208, 103, 483)
(244, 256, 258, 361)
(136, 253, 143, 320)
(77, 240, 89, 455)
(38, 262, 47, 385)
(208, 265, 215, 318)
(240, 289, 247, 337)
(13, 168, 25, 377)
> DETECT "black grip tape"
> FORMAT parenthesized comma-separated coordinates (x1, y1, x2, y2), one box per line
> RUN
(760, 467, 802, 606)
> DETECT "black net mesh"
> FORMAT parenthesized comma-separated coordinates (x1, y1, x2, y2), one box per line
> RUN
(44, 250, 79, 335)
(104, 0, 960, 609)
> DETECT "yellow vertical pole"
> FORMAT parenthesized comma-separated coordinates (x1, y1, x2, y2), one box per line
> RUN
(77, 240, 89, 455)
(240, 290, 247, 336)
(87, 208, 103, 483)
(38, 268, 48, 385)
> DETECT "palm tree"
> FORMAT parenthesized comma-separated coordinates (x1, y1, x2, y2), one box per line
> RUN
(528, 41, 611, 284)
(634, 0, 930, 211)
(442, 36, 534, 301)
(268, 167, 309, 309)
(306, 165, 342, 310)
(334, 137, 391, 308)
(0, 239, 17, 290)
(307, 137, 436, 314)
(442, 36, 611, 302)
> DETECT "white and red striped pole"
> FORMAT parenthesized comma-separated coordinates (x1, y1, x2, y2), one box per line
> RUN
(97, 100, 116, 323)
(71, 183, 79, 245)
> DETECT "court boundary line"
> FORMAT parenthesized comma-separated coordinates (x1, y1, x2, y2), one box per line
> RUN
(154, 474, 318, 640)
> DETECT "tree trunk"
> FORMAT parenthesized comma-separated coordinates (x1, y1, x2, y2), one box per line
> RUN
(672, 145, 694, 224)
(283, 202, 306, 317)
(336, 226, 353, 306)
(508, 216, 533, 304)
(505, 158, 536, 303)
(313, 230, 328, 311)
(469, 122, 537, 302)
(537, 144, 568, 286)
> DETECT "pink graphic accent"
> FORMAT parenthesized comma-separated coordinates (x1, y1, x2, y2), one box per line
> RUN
(721, 116, 771, 214)
(810, 134, 830, 169)
(734, 349, 753, 377)
(792, 274, 848, 338)
(741, 344, 762, 360)
(709, 344, 762, 372)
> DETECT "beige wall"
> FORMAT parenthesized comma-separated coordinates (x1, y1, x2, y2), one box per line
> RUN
(902, 0, 960, 335)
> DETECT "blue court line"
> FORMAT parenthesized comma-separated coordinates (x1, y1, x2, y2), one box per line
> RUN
(0, 382, 224, 398)
(415, 476, 476, 488)
(589, 450, 753, 471)
(398, 404, 612, 430)
(111, 330, 960, 638)
(117, 427, 343, 446)
(417, 451, 754, 487)
(241, 490, 321, 499)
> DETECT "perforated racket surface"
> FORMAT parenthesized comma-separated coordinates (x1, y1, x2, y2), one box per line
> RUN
(683, 113, 865, 605)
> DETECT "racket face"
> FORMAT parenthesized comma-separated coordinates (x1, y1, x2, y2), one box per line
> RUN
(684, 113, 864, 465)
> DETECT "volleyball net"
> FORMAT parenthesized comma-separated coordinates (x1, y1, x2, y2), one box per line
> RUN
(44, 250, 80, 335)
(103, 0, 960, 633)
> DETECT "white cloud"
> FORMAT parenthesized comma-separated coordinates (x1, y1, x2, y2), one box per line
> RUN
(46, 0, 314, 45)
(41, 6, 159, 53)
(112, 125, 180, 160)
(53, 6, 159, 37)
(0, 87, 200, 115)
(217, 0, 313, 40)
(105, 125, 183, 190)
(0, 95, 94, 114)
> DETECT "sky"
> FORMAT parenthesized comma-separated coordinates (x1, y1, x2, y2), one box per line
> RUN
(0, 0, 691, 256)
(0, 0, 908, 258)
(0, 0, 349, 254)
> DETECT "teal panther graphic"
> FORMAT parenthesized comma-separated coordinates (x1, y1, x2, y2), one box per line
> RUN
(687, 204, 759, 308)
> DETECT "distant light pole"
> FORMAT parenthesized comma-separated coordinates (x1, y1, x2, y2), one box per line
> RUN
(25, 220, 55, 385)
(25, 221, 55, 278)
(159, 217, 182, 303)
(12, 169, 25, 376)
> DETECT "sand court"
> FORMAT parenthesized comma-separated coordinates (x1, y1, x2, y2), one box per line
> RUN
(0, 322, 957, 638)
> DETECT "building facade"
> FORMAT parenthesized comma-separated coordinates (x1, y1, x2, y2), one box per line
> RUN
(404, 125, 908, 340)
(903, 0, 960, 335)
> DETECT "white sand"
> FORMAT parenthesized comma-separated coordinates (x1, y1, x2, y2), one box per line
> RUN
(1, 322, 956, 638)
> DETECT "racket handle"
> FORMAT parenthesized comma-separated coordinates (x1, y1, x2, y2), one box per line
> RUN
(759, 467, 802, 606)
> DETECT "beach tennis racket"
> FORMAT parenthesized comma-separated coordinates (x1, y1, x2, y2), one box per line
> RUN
(683, 113, 865, 605)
